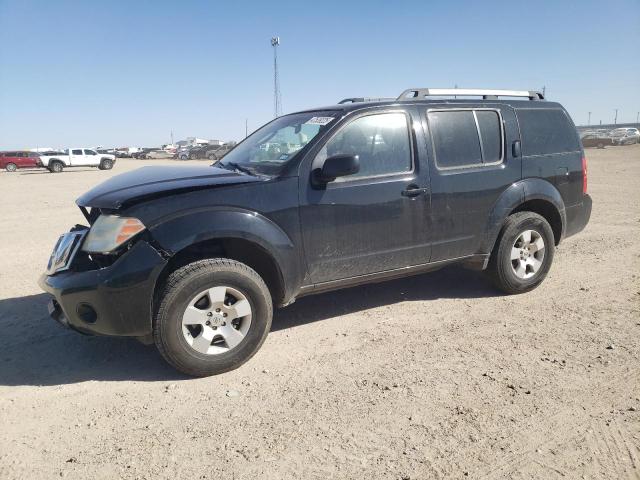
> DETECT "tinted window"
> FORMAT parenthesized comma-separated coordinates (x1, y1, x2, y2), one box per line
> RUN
(316, 112, 412, 179)
(429, 110, 482, 168)
(476, 111, 502, 163)
(72, 149, 82, 155)
(84, 149, 96, 155)
(517, 109, 580, 156)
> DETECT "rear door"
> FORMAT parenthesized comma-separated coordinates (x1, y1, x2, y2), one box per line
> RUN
(69, 149, 85, 166)
(422, 104, 522, 261)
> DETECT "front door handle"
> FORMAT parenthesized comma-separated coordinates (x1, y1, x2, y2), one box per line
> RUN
(401, 185, 429, 197)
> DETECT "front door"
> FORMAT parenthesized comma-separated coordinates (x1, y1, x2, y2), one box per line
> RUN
(299, 108, 431, 284)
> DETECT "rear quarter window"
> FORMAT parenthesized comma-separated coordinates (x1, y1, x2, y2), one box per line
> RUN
(517, 108, 580, 156)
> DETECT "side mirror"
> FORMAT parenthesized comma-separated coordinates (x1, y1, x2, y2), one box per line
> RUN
(316, 154, 360, 183)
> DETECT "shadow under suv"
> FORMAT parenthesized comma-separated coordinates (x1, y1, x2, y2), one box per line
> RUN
(40, 88, 592, 376)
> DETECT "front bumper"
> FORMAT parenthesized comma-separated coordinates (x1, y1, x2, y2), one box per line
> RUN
(39, 240, 167, 337)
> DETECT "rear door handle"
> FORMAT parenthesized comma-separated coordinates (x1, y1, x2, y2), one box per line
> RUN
(401, 185, 429, 197)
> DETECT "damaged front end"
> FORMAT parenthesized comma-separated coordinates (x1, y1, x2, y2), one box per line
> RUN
(39, 205, 169, 337)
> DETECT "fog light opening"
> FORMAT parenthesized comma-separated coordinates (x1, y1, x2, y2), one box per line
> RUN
(76, 303, 98, 324)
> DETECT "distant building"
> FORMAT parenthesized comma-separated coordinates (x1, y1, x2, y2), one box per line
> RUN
(176, 137, 225, 147)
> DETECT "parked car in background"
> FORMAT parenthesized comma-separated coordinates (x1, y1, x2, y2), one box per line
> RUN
(609, 128, 640, 145)
(142, 149, 175, 159)
(39, 148, 116, 173)
(97, 148, 117, 156)
(581, 133, 613, 149)
(178, 144, 210, 160)
(0, 151, 43, 172)
(206, 144, 234, 161)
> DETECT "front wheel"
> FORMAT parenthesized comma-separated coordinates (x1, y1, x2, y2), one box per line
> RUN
(486, 212, 555, 294)
(5, 162, 17, 172)
(154, 259, 273, 376)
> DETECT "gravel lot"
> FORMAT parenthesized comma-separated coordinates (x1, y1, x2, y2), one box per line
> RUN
(0, 148, 638, 479)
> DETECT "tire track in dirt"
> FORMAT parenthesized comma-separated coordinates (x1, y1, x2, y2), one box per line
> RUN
(475, 369, 639, 479)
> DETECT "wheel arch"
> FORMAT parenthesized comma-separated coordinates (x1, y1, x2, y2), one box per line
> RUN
(148, 209, 301, 307)
(484, 179, 566, 255)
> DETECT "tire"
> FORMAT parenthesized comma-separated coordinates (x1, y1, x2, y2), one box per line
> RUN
(49, 161, 63, 173)
(99, 158, 113, 170)
(208, 153, 217, 161)
(597, 142, 604, 149)
(154, 258, 273, 376)
(485, 212, 555, 294)
(5, 162, 17, 172)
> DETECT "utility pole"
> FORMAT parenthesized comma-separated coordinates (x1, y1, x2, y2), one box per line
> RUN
(271, 36, 282, 118)
(588, 112, 591, 126)
(614, 109, 618, 125)
(636, 112, 639, 124)
(170, 130, 174, 146)
(245, 119, 248, 138)
(542, 85, 546, 98)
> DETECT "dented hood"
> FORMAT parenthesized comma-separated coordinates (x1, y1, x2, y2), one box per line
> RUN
(76, 165, 262, 209)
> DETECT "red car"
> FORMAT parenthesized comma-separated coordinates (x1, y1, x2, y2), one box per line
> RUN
(0, 151, 43, 172)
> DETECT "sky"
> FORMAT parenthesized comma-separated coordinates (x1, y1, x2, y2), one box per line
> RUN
(0, 0, 638, 149)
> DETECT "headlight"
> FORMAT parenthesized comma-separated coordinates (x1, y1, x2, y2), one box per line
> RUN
(82, 215, 146, 254)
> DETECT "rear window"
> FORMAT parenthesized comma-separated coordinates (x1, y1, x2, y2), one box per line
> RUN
(517, 108, 580, 156)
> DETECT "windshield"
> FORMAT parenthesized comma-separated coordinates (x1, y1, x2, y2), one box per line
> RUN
(218, 111, 337, 175)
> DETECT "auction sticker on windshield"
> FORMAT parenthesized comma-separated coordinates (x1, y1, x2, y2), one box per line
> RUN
(305, 117, 334, 125)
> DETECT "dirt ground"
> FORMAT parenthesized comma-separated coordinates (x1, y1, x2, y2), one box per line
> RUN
(0, 148, 638, 480)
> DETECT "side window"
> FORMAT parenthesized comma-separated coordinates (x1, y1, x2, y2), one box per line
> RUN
(517, 109, 580, 156)
(476, 111, 502, 163)
(428, 109, 503, 168)
(428, 110, 481, 168)
(84, 149, 96, 155)
(72, 149, 82, 155)
(316, 112, 412, 180)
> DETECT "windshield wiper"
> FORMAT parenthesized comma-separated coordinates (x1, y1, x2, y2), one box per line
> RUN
(222, 162, 255, 176)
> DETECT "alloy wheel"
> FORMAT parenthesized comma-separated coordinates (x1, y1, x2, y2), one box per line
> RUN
(510, 229, 545, 279)
(181, 286, 252, 355)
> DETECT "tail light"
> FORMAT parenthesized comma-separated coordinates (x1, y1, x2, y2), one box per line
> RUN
(582, 156, 588, 194)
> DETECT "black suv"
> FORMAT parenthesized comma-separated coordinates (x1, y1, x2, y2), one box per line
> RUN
(40, 88, 592, 376)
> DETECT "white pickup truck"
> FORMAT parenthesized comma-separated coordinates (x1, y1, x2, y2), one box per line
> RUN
(40, 148, 116, 173)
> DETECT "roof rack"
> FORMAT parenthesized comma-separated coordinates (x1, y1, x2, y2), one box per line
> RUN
(338, 97, 394, 104)
(396, 88, 544, 101)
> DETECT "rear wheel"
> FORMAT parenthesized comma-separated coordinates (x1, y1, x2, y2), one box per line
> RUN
(154, 258, 272, 376)
(208, 153, 218, 161)
(486, 212, 555, 294)
(49, 161, 63, 173)
(597, 142, 604, 149)
(5, 162, 17, 172)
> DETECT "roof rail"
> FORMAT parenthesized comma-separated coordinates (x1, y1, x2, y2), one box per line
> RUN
(338, 97, 394, 104)
(396, 88, 545, 101)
